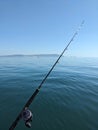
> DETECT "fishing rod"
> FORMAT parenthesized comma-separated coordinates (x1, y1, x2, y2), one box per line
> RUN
(9, 21, 84, 130)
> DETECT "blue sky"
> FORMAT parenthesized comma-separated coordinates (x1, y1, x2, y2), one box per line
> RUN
(0, 0, 98, 57)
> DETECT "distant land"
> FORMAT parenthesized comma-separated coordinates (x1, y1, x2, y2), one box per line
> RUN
(0, 54, 60, 57)
(0, 54, 98, 58)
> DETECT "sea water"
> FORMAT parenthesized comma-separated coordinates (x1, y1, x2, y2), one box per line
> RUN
(0, 56, 98, 130)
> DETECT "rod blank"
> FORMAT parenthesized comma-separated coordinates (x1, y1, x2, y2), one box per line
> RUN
(9, 21, 84, 130)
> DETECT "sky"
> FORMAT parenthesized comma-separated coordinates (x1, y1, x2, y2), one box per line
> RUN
(0, 0, 98, 57)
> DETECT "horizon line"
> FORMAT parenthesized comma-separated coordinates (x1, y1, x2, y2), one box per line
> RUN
(0, 54, 98, 58)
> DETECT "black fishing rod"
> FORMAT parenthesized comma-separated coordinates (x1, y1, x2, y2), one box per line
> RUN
(9, 21, 84, 130)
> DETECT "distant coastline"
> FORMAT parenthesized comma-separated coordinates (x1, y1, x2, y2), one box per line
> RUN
(0, 54, 98, 58)
(0, 54, 60, 57)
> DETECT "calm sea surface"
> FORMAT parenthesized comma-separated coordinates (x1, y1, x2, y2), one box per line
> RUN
(0, 56, 98, 130)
